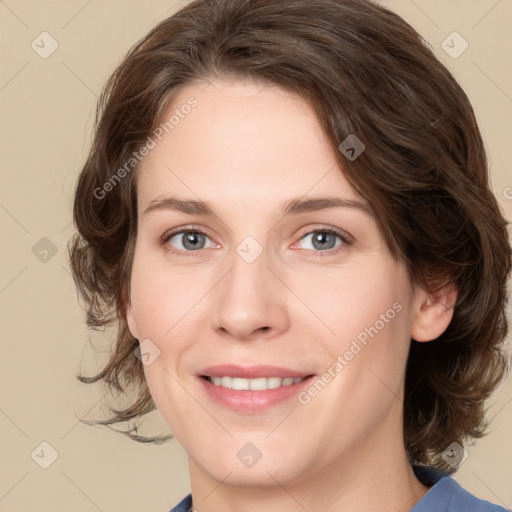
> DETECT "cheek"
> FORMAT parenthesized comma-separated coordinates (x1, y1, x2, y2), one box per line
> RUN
(296, 259, 413, 404)
(294, 261, 407, 341)
(129, 255, 205, 341)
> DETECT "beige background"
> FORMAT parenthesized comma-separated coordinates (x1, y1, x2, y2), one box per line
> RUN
(1, 1, 511, 511)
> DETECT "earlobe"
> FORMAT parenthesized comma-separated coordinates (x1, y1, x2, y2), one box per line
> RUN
(411, 285, 457, 342)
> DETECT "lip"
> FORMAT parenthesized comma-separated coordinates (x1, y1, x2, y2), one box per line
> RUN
(198, 364, 312, 379)
(197, 364, 316, 413)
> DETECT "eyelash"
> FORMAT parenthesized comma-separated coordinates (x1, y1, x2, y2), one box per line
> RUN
(159, 225, 352, 259)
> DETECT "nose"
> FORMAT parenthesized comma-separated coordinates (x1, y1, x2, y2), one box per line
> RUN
(210, 240, 290, 342)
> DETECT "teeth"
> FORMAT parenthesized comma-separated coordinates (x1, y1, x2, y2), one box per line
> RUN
(209, 376, 306, 390)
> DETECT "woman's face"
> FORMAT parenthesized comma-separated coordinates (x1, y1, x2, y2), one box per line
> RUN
(126, 78, 429, 488)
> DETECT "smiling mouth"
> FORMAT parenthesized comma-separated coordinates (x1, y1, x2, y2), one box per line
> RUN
(200, 375, 313, 390)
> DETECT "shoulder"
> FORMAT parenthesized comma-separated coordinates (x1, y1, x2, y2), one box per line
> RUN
(412, 467, 508, 512)
(168, 493, 192, 512)
(169, 475, 510, 512)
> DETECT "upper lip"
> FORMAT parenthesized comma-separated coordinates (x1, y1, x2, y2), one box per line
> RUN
(199, 364, 314, 379)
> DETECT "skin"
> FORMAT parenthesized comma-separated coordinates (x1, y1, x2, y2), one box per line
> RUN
(125, 78, 456, 512)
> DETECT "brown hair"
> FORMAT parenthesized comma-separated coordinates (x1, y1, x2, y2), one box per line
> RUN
(68, 0, 511, 471)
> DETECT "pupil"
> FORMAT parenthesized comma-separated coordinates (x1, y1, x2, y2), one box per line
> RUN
(184, 232, 204, 250)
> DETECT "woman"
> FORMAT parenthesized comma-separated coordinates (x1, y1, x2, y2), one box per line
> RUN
(68, 0, 511, 510)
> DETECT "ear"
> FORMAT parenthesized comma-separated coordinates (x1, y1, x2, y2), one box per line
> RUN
(411, 284, 457, 342)
(123, 284, 140, 340)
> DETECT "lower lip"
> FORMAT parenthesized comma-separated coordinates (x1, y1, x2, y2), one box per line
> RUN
(198, 376, 315, 413)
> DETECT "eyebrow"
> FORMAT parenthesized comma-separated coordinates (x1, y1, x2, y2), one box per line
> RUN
(143, 195, 372, 218)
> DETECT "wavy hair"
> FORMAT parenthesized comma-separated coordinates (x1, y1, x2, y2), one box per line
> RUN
(67, 0, 511, 471)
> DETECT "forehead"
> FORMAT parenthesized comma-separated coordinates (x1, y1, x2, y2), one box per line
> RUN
(136, 79, 363, 210)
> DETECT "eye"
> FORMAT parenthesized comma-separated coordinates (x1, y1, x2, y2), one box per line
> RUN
(160, 225, 352, 258)
(162, 229, 217, 257)
(294, 227, 351, 253)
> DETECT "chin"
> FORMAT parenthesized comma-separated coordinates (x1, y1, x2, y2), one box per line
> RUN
(209, 462, 296, 489)
(212, 445, 309, 485)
